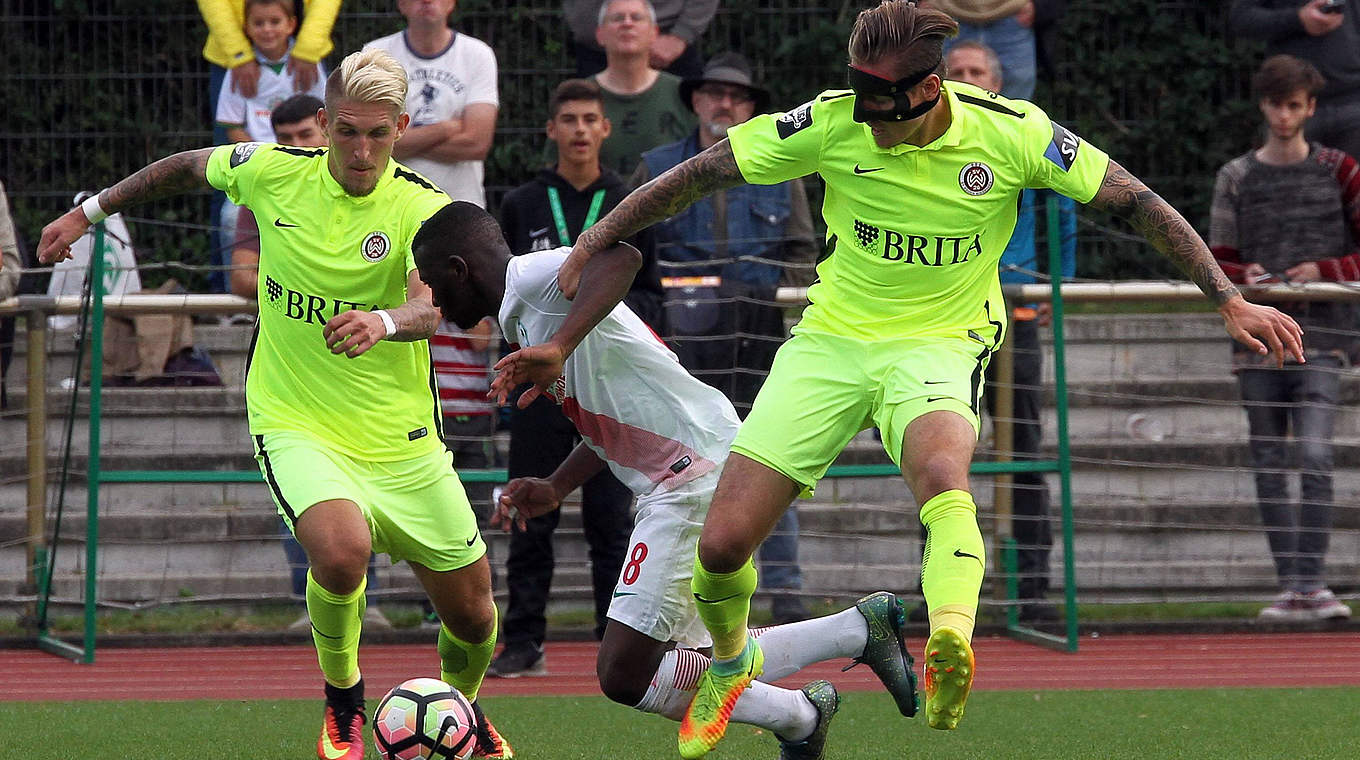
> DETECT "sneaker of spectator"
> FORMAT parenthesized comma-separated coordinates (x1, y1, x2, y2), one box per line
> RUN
(487, 643, 547, 678)
(1298, 588, 1351, 620)
(288, 607, 395, 632)
(1257, 591, 1306, 622)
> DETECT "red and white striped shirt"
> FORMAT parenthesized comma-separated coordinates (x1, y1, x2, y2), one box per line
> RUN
(431, 320, 494, 418)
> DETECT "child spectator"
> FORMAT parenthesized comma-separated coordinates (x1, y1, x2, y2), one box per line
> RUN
(214, 0, 328, 144)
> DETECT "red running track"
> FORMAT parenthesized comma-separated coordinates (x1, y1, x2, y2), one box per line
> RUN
(3, 633, 1359, 702)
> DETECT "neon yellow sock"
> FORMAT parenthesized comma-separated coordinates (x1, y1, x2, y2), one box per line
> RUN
(919, 489, 984, 642)
(438, 605, 497, 702)
(691, 553, 757, 660)
(306, 570, 365, 688)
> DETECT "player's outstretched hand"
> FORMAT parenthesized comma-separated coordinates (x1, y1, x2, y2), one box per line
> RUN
(492, 477, 563, 532)
(323, 309, 387, 358)
(1218, 296, 1305, 368)
(490, 342, 567, 408)
(38, 209, 91, 264)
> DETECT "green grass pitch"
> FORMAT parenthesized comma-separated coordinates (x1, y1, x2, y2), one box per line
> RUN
(4, 688, 1357, 759)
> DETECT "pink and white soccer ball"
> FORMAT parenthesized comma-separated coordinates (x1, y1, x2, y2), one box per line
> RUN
(373, 677, 478, 760)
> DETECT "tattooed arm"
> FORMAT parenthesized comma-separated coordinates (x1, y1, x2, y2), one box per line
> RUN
(1087, 160, 1240, 305)
(556, 138, 746, 298)
(1088, 159, 1304, 366)
(38, 148, 215, 263)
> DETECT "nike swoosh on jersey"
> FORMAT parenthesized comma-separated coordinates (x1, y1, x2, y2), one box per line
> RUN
(853, 164, 885, 174)
(529, 227, 550, 238)
(612, 591, 638, 598)
(274, 218, 300, 228)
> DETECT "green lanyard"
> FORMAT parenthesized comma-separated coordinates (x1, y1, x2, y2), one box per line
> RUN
(546, 186, 606, 246)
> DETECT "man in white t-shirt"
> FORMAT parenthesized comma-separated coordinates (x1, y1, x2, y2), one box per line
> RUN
(413, 201, 920, 760)
(364, 0, 498, 207)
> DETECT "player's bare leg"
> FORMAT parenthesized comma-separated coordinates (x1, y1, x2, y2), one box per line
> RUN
(294, 499, 375, 760)
(681, 454, 799, 757)
(901, 411, 984, 730)
(412, 557, 512, 759)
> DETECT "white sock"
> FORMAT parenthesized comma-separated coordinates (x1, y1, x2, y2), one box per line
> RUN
(751, 606, 868, 682)
(633, 648, 818, 740)
(634, 648, 707, 720)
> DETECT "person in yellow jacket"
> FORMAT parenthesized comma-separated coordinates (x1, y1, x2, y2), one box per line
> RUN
(198, 0, 341, 293)
(199, 0, 341, 100)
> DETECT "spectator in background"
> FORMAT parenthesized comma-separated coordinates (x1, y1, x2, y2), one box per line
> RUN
(432, 316, 498, 512)
(1231, 1, 1360, 159)
(1211, 55, 1359, 622)
(198, 0, 340, 293)
(225, 94, 393, 632)
(488, 79, 650, 677)
(215, 0, 328, 144)
(0, 180, 21, 409)
(229, 94, 327, 301)
(365, 0, 498, 207)
(929, 0, 1038, 99)
(564, 0, 716, 79)
(632, 53, 816, 623)
(566, 0, 696, 177)
(944, 39, 1076, 622)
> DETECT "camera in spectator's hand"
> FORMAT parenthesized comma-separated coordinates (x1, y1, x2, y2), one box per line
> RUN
(1320, 0, 1346, 15)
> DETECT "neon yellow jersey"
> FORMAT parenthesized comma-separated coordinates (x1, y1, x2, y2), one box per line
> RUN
(727, 81, 1110, 340)
(207, 143, 450, 461)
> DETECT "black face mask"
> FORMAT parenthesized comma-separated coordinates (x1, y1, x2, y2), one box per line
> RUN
(848, 61, 941, 123)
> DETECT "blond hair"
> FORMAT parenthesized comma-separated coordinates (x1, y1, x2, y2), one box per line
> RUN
(848, 1, 958, 75)
(325, 49, 408, 114)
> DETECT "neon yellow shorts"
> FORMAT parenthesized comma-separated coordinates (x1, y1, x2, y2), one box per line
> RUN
(731, 328, 1002, 497)
(253, 431, 486, 572)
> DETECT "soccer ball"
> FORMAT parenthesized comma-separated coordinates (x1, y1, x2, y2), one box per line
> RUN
(373, 677, 478, 760)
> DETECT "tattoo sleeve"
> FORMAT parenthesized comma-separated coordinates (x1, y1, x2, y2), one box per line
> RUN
(100, 148, 215, 215)
(575, 139, 746, 255)
(1087, 160, 1240, 305)
(387, 299, 439, 342)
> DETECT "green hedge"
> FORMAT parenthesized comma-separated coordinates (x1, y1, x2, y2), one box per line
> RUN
(4, 0, 1262, 289)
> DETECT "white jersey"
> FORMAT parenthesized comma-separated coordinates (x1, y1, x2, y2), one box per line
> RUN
(499, 248, 740, 496)
(214, 45, 327, 142)
(363, 30, 499, 208)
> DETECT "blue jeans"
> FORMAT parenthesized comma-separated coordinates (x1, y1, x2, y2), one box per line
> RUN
(949, 16, 1037, 100)
(1238, 357, 1341, 592)
(757, 506, 803, 591)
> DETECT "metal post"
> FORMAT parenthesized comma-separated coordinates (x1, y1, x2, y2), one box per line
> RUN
(24, 309, 48, 617)
(1046, 196, 1078, 652)
(81, 222, 107, 663)
(990, 336, 1015, 602)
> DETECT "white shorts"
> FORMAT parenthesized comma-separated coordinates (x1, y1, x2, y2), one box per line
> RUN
(605, 470, 717, 649)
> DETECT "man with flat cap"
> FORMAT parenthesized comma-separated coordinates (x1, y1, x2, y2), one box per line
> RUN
(632, 51, 817, 625)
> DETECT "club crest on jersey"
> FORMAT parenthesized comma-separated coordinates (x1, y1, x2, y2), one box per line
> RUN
(776, 102, 814, 139)
(360, 231, 391, 262)
(959, 162, 994, 196)
(230, 142, 260, 168)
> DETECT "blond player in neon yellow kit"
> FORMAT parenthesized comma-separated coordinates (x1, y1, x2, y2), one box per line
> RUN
(38, 49, 513, 760)
(483, 2, 1296, 758)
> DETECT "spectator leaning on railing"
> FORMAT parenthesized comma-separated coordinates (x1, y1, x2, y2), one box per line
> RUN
(1210, 54, 1360, 623)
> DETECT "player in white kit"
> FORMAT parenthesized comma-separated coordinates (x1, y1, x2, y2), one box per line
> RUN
(412, 202, 920, 760)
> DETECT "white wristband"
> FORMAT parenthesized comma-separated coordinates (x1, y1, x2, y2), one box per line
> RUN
(81, 192, 110, 224)
(375, 309, 397, 338)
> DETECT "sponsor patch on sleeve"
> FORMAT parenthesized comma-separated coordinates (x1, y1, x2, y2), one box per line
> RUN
(1044, 121, 1080, 171)
(775, 102, 814, 140)
(229, 142, 261, 168)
